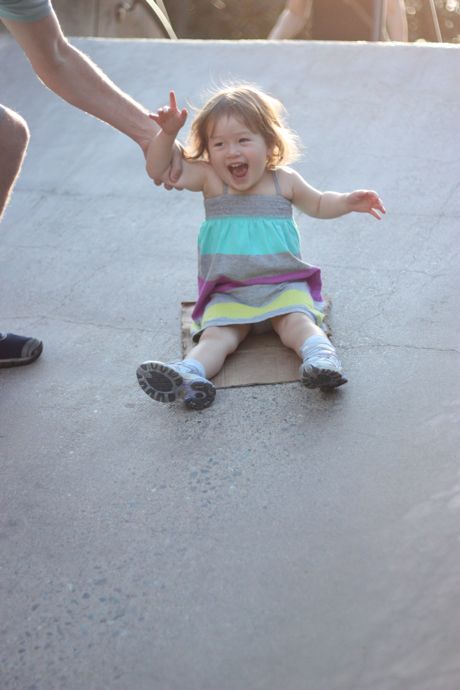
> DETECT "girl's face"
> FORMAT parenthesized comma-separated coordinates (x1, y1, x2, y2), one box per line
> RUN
(207, 114, 271, 193)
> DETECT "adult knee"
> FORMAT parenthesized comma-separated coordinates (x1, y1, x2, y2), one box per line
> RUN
(0, 109, 30, 161)
(10, 113, 30, 158)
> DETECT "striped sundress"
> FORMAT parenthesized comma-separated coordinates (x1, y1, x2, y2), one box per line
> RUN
(191, 171, 325, 341)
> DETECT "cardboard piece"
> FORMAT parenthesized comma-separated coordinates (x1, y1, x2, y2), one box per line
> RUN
(181, 300, 332, 389)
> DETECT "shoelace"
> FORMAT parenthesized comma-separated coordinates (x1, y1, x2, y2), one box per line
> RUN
(302, 343, 341, 368)
(170, 360, 201, 377)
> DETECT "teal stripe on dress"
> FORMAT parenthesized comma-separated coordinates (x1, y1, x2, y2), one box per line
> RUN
(198, 217, 301, 256)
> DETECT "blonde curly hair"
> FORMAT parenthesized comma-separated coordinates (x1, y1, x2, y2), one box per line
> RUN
(186, 84, 301, 169)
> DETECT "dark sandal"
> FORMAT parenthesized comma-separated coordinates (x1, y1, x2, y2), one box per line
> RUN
(0, 333, 43, 368)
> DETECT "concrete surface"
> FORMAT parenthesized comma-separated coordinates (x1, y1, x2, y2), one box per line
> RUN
(1, 36, 459, 690)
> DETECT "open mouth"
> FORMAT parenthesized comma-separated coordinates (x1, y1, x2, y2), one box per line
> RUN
(228, 162, 248, 179)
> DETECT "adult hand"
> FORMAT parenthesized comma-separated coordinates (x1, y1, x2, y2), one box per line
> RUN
(347, 190, 386, 219)
(153, 141, 184, 190)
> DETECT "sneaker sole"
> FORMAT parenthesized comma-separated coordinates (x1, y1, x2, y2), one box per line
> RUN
(301, 365, 348, 390)
(136, 361, 184, 403)
(184, 380, 216, 410)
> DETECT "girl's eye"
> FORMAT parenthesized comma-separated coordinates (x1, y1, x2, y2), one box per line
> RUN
(240, 138, 250, 143)
(213, 142, 223, 148)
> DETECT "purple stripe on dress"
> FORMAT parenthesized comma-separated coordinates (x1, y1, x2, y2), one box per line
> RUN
(192, 268, 322, 321)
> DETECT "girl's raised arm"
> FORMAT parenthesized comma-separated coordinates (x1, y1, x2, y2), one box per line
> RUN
(146, 90, 208, 192)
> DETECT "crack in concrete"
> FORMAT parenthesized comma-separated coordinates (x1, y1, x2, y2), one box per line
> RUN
(346, 342, 459, 354)
(321, 263, 449, 279)
(3, 315, 457, 354)
(1, 315, 160, 334)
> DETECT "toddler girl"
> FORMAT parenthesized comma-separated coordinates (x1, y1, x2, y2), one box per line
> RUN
(137, 85, 385, 409)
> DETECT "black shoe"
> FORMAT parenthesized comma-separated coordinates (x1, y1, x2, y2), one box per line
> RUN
(0, 332, 43, 368)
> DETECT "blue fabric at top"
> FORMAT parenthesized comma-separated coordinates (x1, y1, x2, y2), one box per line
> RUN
(0, 0, 52, 22)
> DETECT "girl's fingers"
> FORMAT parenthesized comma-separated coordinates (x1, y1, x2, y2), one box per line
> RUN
(169, 90, 177, 110)
(373, 197, 385, 214)
(350, 190, 385, 218)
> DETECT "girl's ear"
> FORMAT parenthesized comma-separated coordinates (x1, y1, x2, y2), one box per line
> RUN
(265, 134, 277, 163)
(266, 145, 276, 167)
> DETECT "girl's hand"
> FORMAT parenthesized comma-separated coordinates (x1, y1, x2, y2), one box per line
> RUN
(347, 190, 386, 220)
(149, 90, 187, 136)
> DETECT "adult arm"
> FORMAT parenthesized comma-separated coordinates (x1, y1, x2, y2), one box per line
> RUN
(2, 8, 181, 182)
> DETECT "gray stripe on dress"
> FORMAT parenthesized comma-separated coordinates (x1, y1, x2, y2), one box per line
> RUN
(204, 193, 292, 219)
(199, 252, 314, 282)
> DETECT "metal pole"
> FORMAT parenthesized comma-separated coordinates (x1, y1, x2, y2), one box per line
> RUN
(372, 0, 386, 40)
(428, 0, 443, 41)
(142, 0, 178, 38)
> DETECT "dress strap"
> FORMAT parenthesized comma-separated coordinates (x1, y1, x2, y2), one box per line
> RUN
(272, 170, 282, 196)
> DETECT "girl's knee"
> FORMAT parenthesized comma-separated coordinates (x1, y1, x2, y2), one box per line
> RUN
(200, 325, 248, 353)
(272, 311, 306, 332)
(272, 312, 320, 349)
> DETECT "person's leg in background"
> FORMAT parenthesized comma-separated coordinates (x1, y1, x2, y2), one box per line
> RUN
(0, 105, 43, 367)
(0, 106, 30, 219)
(268, 0, 312, 39)
(386, 0, 408, 40)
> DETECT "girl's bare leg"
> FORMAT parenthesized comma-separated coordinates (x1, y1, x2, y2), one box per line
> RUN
(136, 323, 251, 408)
(271, 312, 324, 355)
(188, 324, 252, 379)
(271, 312, 347, 389)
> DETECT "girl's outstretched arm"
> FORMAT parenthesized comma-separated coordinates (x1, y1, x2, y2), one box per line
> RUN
(146, 90, 209, 192)
(288, 169, 385, 219)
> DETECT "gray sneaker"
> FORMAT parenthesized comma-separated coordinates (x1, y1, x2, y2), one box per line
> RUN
(299, 346, 347, 390)
(136, 360, 216, 410)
